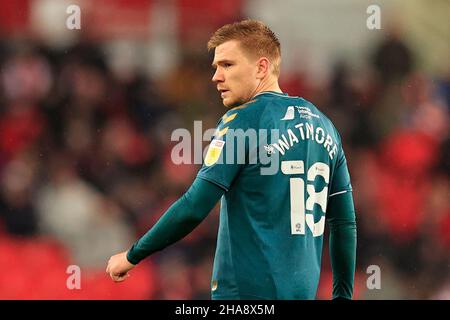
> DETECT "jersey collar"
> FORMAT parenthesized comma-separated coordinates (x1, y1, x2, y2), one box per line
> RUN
(253, 91, 289, 98)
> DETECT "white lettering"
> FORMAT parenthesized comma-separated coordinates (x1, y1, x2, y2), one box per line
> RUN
(287, 129, 299, 147)
(324, 134, 333, 152)
(315, 127, 325, 144)
(305, 123, 314, 141)
(295, 123, 305, 140)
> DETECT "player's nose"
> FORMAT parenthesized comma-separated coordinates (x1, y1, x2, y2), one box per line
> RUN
(212, 68, 224, 83)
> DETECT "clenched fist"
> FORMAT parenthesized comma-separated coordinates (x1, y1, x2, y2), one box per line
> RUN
(106, 251, 135, 282)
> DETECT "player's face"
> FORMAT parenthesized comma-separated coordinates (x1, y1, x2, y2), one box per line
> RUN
(211, 40, 259, 108)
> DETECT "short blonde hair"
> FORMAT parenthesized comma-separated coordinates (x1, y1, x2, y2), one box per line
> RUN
(207, 19, 281, 76)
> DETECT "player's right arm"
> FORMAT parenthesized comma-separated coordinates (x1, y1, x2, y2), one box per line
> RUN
(124, 107, 250, 265)
(125, 177, 225, 265)
(108, 106, 248, 279)
(107, 177, 224, 281)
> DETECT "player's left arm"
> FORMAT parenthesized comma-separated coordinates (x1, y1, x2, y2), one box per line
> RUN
(326, 146, 357, 300)
(326, 190, 357, 300)
(107, 106, 249, 281)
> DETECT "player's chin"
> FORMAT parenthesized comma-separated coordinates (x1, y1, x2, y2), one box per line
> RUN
(222, 98, 234, 108)
(222, 97, 240, 108)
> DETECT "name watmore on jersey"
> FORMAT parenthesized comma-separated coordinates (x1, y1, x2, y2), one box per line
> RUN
(269, 120, 339, 160)
(202, 92, 342, 171)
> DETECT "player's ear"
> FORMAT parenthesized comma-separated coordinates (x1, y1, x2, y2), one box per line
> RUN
(256, 57, 270, 79)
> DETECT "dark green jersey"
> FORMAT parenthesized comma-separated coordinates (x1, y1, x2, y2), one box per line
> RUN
(197, 91, 353, 299)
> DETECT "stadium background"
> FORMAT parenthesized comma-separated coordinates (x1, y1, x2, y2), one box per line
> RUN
(0, 0, 448, 299)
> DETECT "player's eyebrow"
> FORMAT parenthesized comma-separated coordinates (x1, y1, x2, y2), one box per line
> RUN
(212, 59, 234, 69)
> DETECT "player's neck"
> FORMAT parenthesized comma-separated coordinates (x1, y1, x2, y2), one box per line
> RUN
(253, 78, 283, 98)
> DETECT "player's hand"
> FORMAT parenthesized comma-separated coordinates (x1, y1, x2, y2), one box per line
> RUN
(106, 251, 135, 282)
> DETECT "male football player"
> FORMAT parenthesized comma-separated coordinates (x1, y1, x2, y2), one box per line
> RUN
(107, 20, 357, 300)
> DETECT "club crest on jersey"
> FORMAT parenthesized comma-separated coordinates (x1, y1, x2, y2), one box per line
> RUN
(205, 139, 225, 166)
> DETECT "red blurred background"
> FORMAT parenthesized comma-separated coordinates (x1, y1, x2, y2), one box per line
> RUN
(0, 0, 448, 299)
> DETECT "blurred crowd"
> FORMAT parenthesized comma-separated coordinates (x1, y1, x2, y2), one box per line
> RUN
(0, 3, 449, 300)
